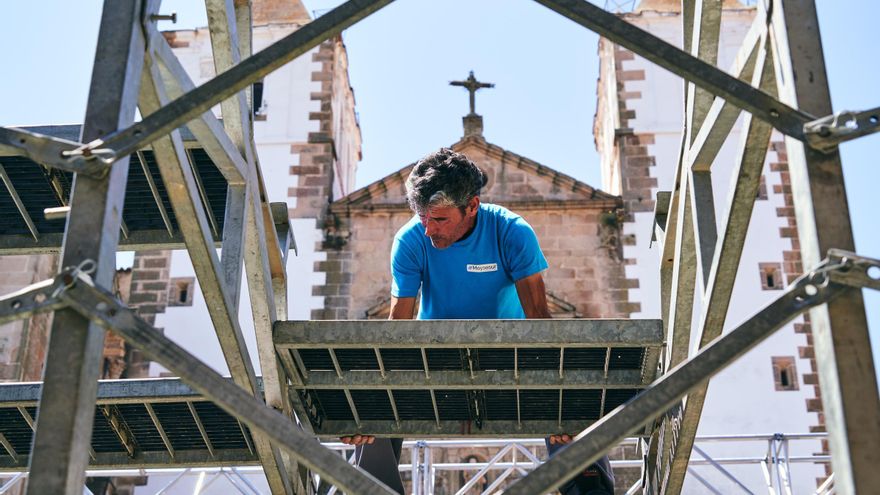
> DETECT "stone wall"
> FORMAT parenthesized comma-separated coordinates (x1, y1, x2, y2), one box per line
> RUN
(595, 38, 656, 317)
(0, 254, 57, 382)
(289, 35, 361, 222)
(123, 251, 172, 378)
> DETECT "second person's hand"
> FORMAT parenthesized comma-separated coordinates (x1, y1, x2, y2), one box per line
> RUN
(340, 435, 375, 446)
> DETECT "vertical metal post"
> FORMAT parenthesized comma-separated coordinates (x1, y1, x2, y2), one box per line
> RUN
(411, 442, 421, 495)
(424, 443, 433, 495)
(25, 1, 145, 493)
(206, 0, 252, 308)
(685, 0, 722, 291)
(769, 1, 880, 492)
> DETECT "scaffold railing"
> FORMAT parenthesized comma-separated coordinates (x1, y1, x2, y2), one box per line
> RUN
(0, 434, 834, 495)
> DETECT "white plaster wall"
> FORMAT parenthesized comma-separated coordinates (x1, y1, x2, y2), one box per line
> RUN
(610, 9, 826, 493)
(254, 24, 323, 146)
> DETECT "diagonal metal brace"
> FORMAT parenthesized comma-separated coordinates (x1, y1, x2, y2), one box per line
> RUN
(0, 127, 112, 177)
(54, 273, 396, 494)
(531, 0, 814, 142)
(505, 251, 878, 494)
(803, 107, 880, 153)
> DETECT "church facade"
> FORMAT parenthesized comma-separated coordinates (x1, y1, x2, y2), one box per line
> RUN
(310, 132, 636, 322)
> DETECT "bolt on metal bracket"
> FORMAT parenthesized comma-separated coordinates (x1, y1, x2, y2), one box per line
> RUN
(803, 107, 880, 153)
(0, 126, 114, 177)
(824, 249, 880, 291)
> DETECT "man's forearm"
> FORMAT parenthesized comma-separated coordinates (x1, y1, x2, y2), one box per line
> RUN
(515, 272, 552, 318)
(389, 296, 416, 319)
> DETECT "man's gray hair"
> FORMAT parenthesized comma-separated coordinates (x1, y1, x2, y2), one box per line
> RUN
(405, 148, 487, 213)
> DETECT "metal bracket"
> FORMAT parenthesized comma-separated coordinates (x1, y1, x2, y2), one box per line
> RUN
(0, 269, 77, 325)
(803, 107, 880, 153)
(0, 127, 113, 177)
(824, 249, 880, 291)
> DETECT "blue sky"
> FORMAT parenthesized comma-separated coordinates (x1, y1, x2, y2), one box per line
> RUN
(1, 0, 877, 381)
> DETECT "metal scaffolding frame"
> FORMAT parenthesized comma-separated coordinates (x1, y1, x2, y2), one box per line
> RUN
(0, 434, 835, 495)
(0, 0, 878, 494)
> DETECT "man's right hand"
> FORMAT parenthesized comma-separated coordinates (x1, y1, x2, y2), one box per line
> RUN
(340, 435, 375, 446)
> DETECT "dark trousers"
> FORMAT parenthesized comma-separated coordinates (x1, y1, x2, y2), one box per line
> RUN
(355, 438, 614, 495)
(545, 440, 615, 495)
(355, 438, 406, 494)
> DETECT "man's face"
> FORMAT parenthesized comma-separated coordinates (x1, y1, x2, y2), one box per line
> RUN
(418, 197, 479, 249)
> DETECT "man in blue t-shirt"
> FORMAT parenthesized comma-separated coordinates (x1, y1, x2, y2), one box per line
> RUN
(343, 148, 613, 495)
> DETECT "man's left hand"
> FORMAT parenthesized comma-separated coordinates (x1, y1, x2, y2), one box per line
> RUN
(548, 434, 573, 445)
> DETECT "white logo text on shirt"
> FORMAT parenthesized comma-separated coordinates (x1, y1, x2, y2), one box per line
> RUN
(467, 263, 498, 273)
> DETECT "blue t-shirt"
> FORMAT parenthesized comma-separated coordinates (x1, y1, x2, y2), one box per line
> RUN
(390, 203, 548, 319)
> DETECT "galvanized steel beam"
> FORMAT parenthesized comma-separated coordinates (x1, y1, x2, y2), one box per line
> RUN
(144, 403, 176, 459)
(685, 0, 722, 136)
(685, 0, 722, 292)
(274, 319, 663, 348)
(205, 0, 251, 152)
(664, 145, 696, 370)
(187, 401, 216, 458)
(203, 0, 293, 419)
(531, 0, 813, 140)
(291, 369, 644, 389)
(309, 420, 603, 439)
(24, 1, 145, 493)
(0, 230, 201, 255)
(768, 0, 880, 491)
(205, 0, 250, 314)
(0, 377, 266, 406)
(203, 1, 296, 491)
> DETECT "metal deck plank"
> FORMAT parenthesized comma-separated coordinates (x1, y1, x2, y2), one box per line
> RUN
(292, 369, 644, 389)
(274, 319, 663, 348)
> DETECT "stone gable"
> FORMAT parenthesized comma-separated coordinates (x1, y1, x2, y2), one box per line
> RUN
(331, 137, 618, 213)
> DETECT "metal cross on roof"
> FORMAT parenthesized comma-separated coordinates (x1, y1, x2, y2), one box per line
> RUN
(449, 71, 494, 115)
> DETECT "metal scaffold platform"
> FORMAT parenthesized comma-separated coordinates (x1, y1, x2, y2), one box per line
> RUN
(276, 320, 662, 438)
(0, 125, 236, 253)
(0, 0, 878, 494)
(0, 379, 262, 470)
